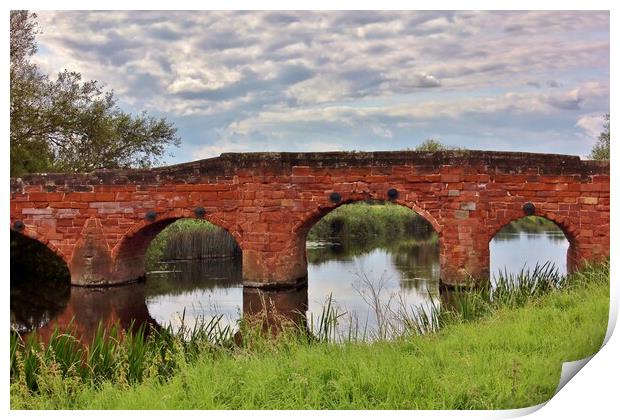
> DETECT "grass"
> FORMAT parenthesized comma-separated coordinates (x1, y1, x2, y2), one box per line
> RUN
(10, 316, 235, 397)
(307, 201, 436, 242)
(10, 260, 609, 409)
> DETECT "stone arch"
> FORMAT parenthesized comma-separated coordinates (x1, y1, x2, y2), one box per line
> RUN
(293, 197, 442, 244)
(10, 224, 69, 265)
(487, 208, 578, 273)
(10, 228, 72, 333)
(486, 208, 577, 247)
(280, 198, 442, 287)
(111, 209, 242, 284)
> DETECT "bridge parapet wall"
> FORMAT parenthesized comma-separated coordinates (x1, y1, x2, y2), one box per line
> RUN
(10, 150, 610, 287)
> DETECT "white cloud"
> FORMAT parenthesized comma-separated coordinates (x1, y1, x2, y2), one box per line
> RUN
(30, 11, 609, 160)
(167, 67, 243, 94)
(575, 114, 606, 139)
(372, 126, 393, 138)
(192, 141, 251, 159)
(192, 138, 344, 159)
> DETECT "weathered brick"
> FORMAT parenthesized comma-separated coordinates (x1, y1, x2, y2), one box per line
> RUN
(579, 197, 598, 205)
(460, 202, 476, 211)
(291, 175, 315, 184)
(441, 174, 462, 183)
(291, 166, 313, 176)
(28, 192, 64, 202)
(581, 183, 609, 192)
(94, 192, 116, 201)
(21, 207, 53, 215)
(454, 210, 469, 219)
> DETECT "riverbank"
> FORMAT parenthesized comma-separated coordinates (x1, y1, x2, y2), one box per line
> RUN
(307, 201, 435, 242)
(11, 261, 609, 409)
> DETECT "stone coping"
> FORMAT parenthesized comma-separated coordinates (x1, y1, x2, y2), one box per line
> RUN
(10, 150, 609, 189)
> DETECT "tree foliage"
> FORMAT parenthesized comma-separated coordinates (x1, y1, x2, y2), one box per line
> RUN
(415, 138, 449, 152)
(589, 114, 610, 160)
(10, 11, 180, 176)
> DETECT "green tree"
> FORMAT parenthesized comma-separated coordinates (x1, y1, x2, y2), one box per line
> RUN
(589, 114, 610, 160)
(10, 11, 180, 176)
(415, 138, 448, 152)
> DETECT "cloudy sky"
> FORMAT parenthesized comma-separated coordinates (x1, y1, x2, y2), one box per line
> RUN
(33, 10, 609, 164)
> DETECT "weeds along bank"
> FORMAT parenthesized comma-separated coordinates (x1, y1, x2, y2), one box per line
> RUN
(10, 261, 609, 409)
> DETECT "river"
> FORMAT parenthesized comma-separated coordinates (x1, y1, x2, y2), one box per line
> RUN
(10, 222, 569, 340)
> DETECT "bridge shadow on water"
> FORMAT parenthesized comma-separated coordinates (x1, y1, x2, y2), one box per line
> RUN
(11, 282, 311, 344)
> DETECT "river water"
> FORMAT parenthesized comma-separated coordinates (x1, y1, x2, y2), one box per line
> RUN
(10, 223, 569, 340)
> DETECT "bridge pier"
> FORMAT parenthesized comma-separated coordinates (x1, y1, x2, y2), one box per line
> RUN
(439, 221, 490, 286)
(69, 218, 115, 286)
(70, 244, 144, 286)
(242, 234, 308, 288)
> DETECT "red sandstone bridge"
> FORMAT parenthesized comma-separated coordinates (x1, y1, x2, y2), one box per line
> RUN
(10, 150, 610, 288)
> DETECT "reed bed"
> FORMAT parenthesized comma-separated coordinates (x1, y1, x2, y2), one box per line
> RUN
(305, 260, 605, 342)
(307, 201, 436, 242)
(145, 219, 240, 268)
(162, 228, 241, 261)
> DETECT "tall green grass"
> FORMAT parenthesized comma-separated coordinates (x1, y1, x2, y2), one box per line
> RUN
(11, 260, 609, 409)
(310, 261, 575, 342)
(10, 315, 234, 396)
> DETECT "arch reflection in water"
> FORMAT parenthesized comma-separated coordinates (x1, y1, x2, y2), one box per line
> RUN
(10, 279, 70, 335)
(145, 259, 243, 333)
(145, 260, 307, 336)
(11, 216, 572, 341)
(19, 284, 158, 344)
(11, 229, 72, 335)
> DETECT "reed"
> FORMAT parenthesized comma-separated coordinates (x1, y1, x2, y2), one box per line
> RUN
(145, 219, 241, 269)
(311, 260, 606, 342)
(307, 201, 436, 242)
(10, 261, 609, 410)
(308, 293, 348, 343)
(162, 227, 241, 261)
(10, 314, 236, 395)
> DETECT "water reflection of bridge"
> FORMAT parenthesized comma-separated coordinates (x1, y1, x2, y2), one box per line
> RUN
(13, 281, 311, 343)
(14, 285, 158, 343)
(145, 258, 243, 296)
(12, 240, 440, 340)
